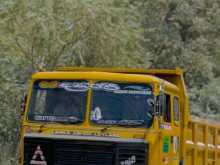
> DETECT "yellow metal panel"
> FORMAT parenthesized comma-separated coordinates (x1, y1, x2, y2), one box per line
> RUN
(32, 71, 159, 82)
(187, 119, 220, 165)
(55, 67, 183, 76)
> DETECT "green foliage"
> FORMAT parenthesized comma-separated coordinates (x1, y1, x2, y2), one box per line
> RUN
(0, 0, 148, 72)
(191, 78, 220, 120)
(142, 0, 215, 88)
(140, 0, 220, 119)
(0, 56, 21, 163)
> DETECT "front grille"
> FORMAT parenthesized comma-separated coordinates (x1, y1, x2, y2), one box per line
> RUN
(24, 137, 148, 165)
(54, 141, 115, 165)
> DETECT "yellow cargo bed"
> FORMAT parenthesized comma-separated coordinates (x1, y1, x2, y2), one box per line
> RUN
(186, 119, 220, 165)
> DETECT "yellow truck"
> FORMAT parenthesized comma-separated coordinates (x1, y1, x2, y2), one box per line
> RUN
(19, 67, 220, 165)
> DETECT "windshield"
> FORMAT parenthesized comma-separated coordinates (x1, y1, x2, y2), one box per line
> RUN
(28, 80, 88, 123)
(91, 82, 154, 127)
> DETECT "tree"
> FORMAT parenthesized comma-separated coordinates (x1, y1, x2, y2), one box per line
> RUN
(0, 0, 149, 73)
(142, 0, 215, 88)
(140, 0, 220, 121)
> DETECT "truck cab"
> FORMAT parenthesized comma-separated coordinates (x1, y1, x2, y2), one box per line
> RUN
(19, 68, 187, 165)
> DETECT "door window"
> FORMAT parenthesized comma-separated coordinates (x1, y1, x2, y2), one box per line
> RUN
(163, 94, 171, 123)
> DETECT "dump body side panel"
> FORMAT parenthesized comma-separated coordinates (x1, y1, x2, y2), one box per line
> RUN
(186, 119, 220, 165)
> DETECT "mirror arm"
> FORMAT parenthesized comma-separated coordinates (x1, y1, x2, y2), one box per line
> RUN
(21, 94, 27, 116)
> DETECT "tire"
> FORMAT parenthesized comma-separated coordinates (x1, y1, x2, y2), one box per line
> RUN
(179, 160, 184, 165)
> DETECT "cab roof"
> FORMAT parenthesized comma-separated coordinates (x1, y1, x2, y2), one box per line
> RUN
(32, 68, 180, 93)
(56, 67, 183, 76)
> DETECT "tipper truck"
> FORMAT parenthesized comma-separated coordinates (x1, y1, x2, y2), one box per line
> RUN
(19, 67, 220, 165)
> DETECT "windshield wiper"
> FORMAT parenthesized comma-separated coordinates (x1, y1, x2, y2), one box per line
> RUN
(47, 116, 83, 124)
(92, 119, 145, 126)
(94, 120, 118, 125)
(117, 120, 145, 126)
(66, 116, 83, 124)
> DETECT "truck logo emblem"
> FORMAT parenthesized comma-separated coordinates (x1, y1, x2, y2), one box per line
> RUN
(30, 145, 47, 165)
(120, 155, 136, 165)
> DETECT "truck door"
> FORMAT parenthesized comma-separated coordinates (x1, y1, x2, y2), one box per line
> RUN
(161, 94, 180, 165)
(171, 96, 181, 165)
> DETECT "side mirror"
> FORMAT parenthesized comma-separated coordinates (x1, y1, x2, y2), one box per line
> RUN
(21, 94, 27, 116)
(155, 91, 165, 116)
